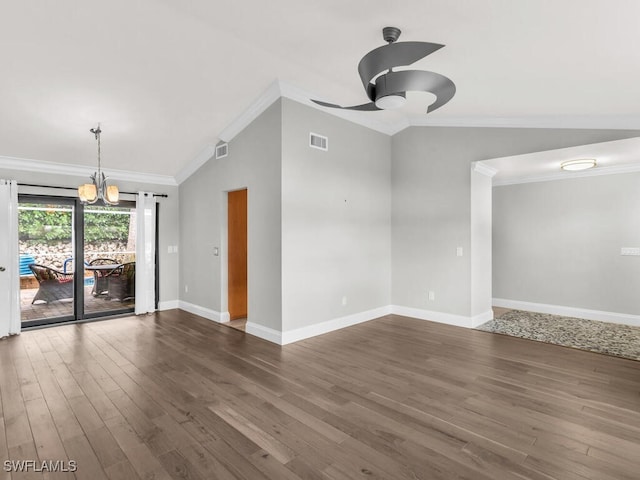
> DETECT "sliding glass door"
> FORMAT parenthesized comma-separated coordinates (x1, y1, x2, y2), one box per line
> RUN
(83, 204, 136, 316)
(18, 195, 136, 327)
(18, 198, 76, 325)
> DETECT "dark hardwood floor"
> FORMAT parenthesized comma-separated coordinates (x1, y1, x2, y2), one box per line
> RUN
(1, 310, 639, 479)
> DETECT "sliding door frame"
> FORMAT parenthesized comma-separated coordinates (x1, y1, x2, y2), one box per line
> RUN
(19, 194, 137, 327)
(19, 195, 77, 327)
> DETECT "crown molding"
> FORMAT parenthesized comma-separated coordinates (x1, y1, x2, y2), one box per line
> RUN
(215, 79, 400, 142)
(473, 161, 499, 177)
(218, 81, 283, 143)
(175, 79, 400, 185)
(278, 80, 398, 135)
(0, 155, 177, 186)
(407, 115, 640, 130)
(493, 162, 640, 187)
(172, 80, 640, 186)
(174, 145, 217, 185)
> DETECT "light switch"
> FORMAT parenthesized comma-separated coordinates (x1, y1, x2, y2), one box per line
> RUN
(456, 247, 463, 257)
(213, 247, 219, 256)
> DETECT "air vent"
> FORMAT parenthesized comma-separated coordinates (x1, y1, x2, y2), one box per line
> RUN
(309, 133, 328, 151)
(215, 143, 228, 159)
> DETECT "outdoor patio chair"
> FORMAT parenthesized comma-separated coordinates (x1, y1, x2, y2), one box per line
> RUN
(106, 262, 135, 302)
(28, 264, 74, 304)
(89, 258, 118, 296)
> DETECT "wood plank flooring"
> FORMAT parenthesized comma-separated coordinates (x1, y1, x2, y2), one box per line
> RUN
(1, 310, 639, 479)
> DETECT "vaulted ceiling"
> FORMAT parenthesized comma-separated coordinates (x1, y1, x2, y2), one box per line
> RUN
(1, 0, 640, 180)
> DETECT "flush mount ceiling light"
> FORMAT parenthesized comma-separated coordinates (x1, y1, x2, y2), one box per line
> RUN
(312, 26, 456, 113)
(78, 125, 119, 205)
(560, 159, 597, 171)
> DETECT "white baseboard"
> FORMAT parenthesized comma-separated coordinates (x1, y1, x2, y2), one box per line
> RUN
(158, 300, 179, 311)
(493, 298, 640, 327)
(280, 306, 392, 345)
(245, 322, 283, 344)
(390, 305, 479, 328)
(471, 310, 494, 328)
(178, 300, 496, 345)
(178, 301, 224, 323)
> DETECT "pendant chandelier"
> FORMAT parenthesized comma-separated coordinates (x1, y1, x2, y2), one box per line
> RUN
(78, 124, 119, 205)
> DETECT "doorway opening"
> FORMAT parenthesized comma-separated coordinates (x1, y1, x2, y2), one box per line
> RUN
(227, 188, 247, 331)
(18, 195, 137, 327)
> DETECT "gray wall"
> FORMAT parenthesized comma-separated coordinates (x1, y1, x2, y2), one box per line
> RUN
(280, 99, 391, 332)
(179, 100, 283, 330)
(0, 167, 179, 305)
(493, 173, 640, 315)
(391, 127, 639, 318)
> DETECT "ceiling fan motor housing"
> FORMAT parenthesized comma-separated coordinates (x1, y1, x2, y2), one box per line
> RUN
(382, 26, 401, 43)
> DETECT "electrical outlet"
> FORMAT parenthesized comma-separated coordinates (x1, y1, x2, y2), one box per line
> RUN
(428, 291, 435, 301)
(342, 296, 347, 306)
(456, 247, 463, 257)
(184, 284, 188, 293)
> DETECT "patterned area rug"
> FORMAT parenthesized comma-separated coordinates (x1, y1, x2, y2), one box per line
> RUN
(477, 310, 640, 361)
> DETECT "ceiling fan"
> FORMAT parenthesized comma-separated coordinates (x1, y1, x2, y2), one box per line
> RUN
(312, 27, 455, 113)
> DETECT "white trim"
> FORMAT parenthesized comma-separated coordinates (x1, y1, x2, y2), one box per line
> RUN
(407, 114, 640, 130)
(492, 298, 640, 327)
(174, 145, 217, 185)
(218, 81, 282, 143)
(471, 310, 494, 328)
(0, 155, 177, 186)
(278, 80, 397, 135)
(390, 305, 476, 328)
(178, 301, 225, 323)
(473, 161, 499, 177)
(158, 300, 179, 311)
(280, 306, 392, 345)
(210, 79, 400, 144)
(493, 162, 640, 186)
(245, 322, 282, 344)
(176, 302, 492, 344)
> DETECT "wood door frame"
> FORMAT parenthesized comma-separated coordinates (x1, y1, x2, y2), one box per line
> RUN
(220, 187, 248, 323)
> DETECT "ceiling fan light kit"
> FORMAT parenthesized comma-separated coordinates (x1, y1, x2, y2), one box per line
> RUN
(313, 26, 456, 113)
(375, 92, 406, 110)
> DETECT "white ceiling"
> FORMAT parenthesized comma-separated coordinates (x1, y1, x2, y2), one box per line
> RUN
(2, 0, 640, 180)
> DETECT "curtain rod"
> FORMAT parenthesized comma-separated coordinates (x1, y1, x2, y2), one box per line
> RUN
(18, 183, 168, 198)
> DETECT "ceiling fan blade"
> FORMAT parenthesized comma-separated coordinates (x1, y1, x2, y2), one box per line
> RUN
(311, 99, 381, 111)
(375, 70, 456, 113)
(358, 42, 445, 88)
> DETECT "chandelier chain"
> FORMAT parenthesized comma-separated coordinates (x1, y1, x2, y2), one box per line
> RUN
(91, 124, 102, 176)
